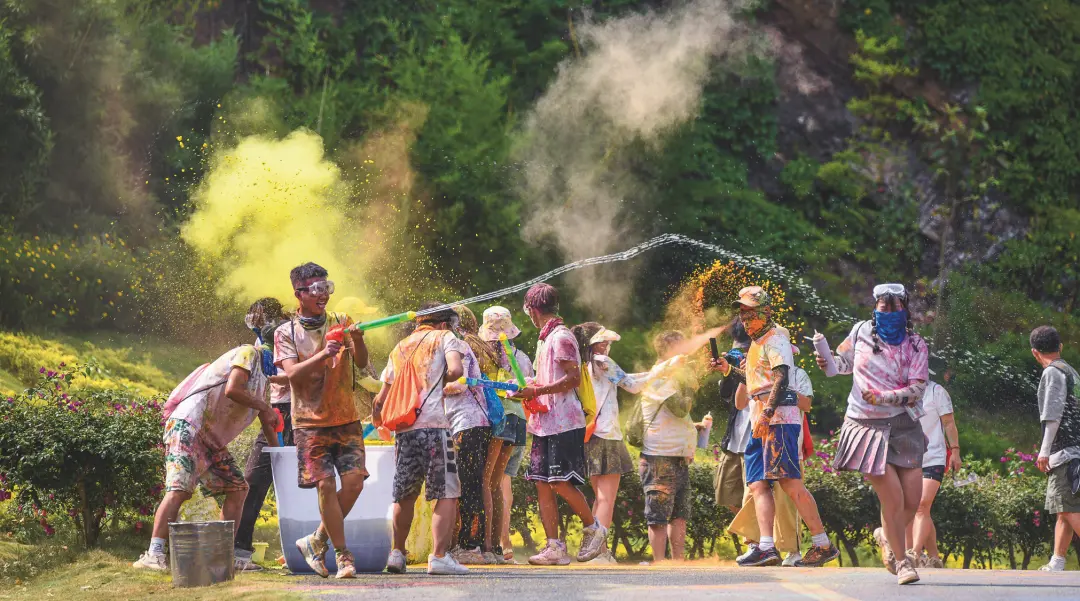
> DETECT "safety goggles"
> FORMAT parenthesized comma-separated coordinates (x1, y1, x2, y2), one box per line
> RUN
(872, 283, 907, 301)
(296, 280, 335, 296)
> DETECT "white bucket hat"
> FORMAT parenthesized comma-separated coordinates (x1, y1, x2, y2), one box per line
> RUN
(589, 327, 621, 346)
(478, 306, 522, 342)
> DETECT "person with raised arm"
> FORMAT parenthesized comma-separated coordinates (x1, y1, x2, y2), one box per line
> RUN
(814, 283, 928, 585)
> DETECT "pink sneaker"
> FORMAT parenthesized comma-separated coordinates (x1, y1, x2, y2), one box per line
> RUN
(528, 541, 571, 566)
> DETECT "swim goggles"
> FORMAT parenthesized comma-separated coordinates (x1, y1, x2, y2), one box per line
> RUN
(872, 283, 907, 301)
(295, 280, 335, 296)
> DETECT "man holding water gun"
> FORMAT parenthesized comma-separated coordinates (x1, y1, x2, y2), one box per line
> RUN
(276, 262, 370, 579)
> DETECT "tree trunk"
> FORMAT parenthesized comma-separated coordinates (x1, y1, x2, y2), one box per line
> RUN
(730, 533, 743, 558)
(836, 532, 859, 567)
(77, 479, 100, 548)
(1008, 542, 1016, 570)
(963, 546, 973, 569)
(1022, 548, 1032, 570)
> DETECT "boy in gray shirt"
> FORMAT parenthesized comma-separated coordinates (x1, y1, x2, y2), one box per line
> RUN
(1031, 326, 1080, 572)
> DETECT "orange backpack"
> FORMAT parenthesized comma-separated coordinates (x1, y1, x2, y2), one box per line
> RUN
(379, 330, 447, 431)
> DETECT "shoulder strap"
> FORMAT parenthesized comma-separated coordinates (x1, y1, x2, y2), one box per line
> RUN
(1050, 360, 1076, 394)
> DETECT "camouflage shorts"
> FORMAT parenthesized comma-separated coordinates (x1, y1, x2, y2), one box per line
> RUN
(163, 418, 247, 495)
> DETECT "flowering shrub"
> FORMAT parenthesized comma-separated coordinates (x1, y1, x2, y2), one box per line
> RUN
(0, 365, 164, 547)
(802, 431, 879, 565)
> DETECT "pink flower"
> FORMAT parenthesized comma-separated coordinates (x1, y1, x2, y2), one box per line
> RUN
(44, 525, 55, 536)
(1000, 457, 1008, 462)
(39, 367, 46, 374)
(1034, 510, 1041, 516)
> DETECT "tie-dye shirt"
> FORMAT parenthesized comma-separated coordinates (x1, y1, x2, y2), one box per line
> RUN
(274, 312, 359, 429)
(528, 324, 585, 437)
(169, 345, 267, 451)
(835, 321, 929, 419)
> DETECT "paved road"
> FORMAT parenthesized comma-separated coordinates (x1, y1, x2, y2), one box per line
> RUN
(280, 564, 1080, 600)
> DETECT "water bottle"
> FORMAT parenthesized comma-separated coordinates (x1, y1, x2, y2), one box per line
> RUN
(697, 412, 713, 449)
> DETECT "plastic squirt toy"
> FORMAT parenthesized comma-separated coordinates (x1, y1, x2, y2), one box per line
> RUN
(499, 333, 527, 387)
(273, 408, 285, 446)
(458, 376, 520, 393)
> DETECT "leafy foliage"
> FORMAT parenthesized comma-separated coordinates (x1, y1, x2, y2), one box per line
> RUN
(0, 367, 164, 548)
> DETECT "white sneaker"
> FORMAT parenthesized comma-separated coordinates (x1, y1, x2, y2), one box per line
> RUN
(234, 556, 264, 572)
(386, 549, 407, 574)
(428, 553, 470, 575)
(737, 543, 758, 563)
(586, 549, 618, 565)
(782, 551, 802, 567)
(132, 552, 168, 571)
(1040, 562, 1065, 572)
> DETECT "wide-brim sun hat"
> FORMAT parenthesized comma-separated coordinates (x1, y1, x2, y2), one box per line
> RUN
(479, 306, 522, 342)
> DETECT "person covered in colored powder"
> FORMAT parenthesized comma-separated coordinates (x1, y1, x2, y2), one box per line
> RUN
(1030, 326, 1080, 573)
(572, 321, 650, 564)
(515, 283, 609, 565)
(234, 298, 292, 571)
(637, 331, 700, 564)
(375, 302, 470, 576)
(276, 263, 370, 579)
(713, 286, 838, 568)
(908, 378, 961, 568)
(727, 342, 819, 567)
(815, 283, 928, 584)
(443, 306, 494, 565)
(479, 306, 535, 563)
(133, 299, 282, 572)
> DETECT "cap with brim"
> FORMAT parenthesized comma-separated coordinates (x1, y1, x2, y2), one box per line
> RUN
(790, 344, 801, 356)
(589, 327, 621, 346)
(479, 306, 522, 342)
(731, 285, 770, 308)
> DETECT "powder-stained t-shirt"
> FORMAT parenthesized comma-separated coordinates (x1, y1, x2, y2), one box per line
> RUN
(528, 325, 585, 437)
(445, 338, 491, 436)
(170, 345, 267, 451)
(1038, 360, 1080, 468)
(274, 312, 359, 430)
(270, 367, 291, 405)
(835, 321, 929, 420)
(640, 362, 697, 458)
(380, 328, 461, 433)
(919, 381, 954, 467)
(590, 355, 648, 440)
(746, 327, 800, 426)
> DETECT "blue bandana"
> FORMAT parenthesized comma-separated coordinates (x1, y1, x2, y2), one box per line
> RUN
(874, 310, 908, 345)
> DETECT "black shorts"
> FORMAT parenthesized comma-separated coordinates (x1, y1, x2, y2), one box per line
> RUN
(922, 464, 945, 482)
(525, 428, 586, 485)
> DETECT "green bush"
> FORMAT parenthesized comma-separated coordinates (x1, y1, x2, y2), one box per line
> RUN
(0, 367, 164, 548)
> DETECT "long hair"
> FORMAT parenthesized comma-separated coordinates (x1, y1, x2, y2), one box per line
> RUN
(455, 305, 499, 375)
(571, 322, 605, 365)
(870, 294, 922, 354)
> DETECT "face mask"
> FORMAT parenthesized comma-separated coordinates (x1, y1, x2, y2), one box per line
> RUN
(874, 310, 908, 345)
(741, 309, 770, 338)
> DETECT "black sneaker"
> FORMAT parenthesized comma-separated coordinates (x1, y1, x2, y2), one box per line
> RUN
(737, 545, 781, 567)
(795, 545, 840, 567)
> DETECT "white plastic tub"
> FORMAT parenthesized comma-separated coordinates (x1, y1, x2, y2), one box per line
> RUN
(266, 444, 394, 573)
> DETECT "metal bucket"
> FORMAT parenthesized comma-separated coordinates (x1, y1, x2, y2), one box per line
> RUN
(168, 521, 235, 588)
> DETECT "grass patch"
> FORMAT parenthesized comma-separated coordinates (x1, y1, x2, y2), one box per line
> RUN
(0, 367, 22, 396)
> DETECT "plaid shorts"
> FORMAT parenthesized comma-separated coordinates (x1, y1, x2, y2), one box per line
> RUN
(294, 421, 369, 489)
(163, 418, 247, 495)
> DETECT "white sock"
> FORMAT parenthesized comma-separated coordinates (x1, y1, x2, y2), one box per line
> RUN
(149, 537, 166, 556)
(1050, 555, 1067, 570)
(811, 532, 830, 548)
(759, 536, 775, 551)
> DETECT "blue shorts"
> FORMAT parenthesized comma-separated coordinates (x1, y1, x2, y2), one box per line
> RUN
(744, 423, 802, 484)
